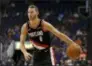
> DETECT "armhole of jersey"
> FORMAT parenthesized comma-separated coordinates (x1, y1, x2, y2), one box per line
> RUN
(41, 20, 48, 32)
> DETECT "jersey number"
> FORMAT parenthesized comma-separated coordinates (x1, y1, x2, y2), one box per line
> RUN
(39, 36, 43, 42)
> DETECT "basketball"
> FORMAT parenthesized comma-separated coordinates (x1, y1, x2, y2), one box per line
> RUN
(66, 44, 82, 60)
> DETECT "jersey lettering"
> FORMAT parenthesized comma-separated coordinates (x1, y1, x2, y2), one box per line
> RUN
(28, 30, 43, 37)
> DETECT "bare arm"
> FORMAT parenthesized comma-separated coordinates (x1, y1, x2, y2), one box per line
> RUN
(42, 21, 75, 46)
(42, 20, 81, 60)
(20, 23, 28, 54)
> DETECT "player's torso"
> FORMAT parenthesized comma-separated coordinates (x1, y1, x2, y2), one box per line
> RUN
(27, 20, 50, 49)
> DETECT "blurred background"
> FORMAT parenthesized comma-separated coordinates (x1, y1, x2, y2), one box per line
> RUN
(0, 0, 91, 66)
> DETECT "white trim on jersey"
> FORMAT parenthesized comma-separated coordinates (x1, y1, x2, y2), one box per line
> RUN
(50, 47, 56, 66)
(32, 42, 46, 50)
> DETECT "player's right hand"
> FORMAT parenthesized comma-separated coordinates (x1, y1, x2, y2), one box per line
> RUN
(23, 52, 32, 61)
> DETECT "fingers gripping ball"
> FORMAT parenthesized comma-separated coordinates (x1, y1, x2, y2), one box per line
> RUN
(66, 44, 82, 60)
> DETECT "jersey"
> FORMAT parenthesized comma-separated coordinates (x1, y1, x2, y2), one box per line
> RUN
(27, 20, 51, 50)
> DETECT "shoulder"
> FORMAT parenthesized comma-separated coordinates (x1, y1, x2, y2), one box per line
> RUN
(21, 23, 27, 29)
(21, 23, 28, 32)
(42, 19, 52, 27)
(22, 23, 27, 28)
(41, 19, 54, 31)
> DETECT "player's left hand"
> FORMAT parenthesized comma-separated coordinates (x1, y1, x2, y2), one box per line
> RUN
(66, 43, 82, 60)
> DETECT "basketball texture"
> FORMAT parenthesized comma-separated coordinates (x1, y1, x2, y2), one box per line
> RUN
(66, 44, 82, 60)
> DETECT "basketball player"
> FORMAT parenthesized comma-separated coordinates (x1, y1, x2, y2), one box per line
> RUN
(20, 5, 81, 66)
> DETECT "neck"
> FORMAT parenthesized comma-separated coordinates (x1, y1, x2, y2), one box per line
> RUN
(33, 18, 39, 22)
(29, 17, 40, 29)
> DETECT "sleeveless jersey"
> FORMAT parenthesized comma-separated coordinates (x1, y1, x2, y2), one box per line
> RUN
(27, 20, 51, 50)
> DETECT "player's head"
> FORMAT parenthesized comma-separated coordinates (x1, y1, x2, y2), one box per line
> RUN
(28, 5, 39, 20)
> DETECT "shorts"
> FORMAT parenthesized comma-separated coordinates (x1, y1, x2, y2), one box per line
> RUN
(31, 47, 56, 66)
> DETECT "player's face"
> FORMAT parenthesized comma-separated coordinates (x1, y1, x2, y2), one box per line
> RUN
(28, 8, 38, 20)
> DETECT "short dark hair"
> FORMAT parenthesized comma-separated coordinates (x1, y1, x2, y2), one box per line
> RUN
(28, 5, 39, 11)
